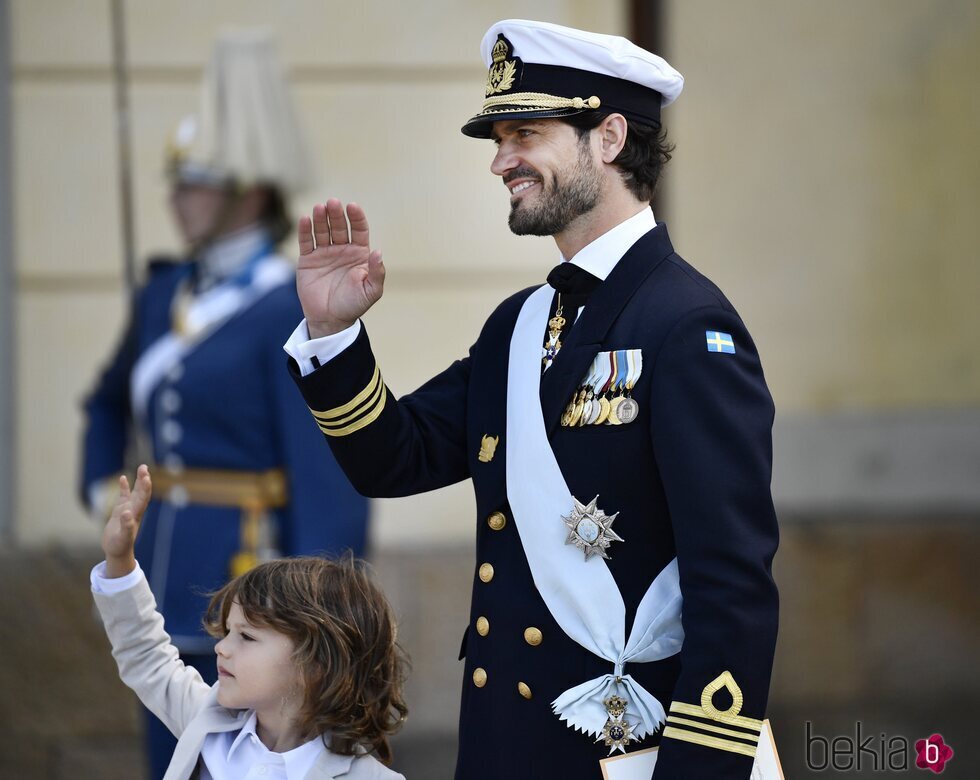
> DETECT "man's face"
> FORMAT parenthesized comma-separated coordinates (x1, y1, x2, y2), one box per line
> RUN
(169, 181, 230, 247)
(490, 119, 602, 236)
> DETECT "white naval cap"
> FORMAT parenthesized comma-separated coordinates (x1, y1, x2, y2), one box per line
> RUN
(462, 19, 684, 138)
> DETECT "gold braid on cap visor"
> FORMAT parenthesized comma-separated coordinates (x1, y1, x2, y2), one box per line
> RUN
(479, 92, 602, 114)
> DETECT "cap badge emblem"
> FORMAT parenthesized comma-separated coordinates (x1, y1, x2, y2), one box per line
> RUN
(485, 35, 518, 96)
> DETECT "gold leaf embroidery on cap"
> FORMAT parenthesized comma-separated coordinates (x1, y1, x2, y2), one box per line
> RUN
(485, 35, 518, 96)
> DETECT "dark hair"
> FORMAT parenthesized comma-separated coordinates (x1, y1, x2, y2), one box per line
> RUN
(256, 185, 292, 244)
(204, 555, 409, 763)
(561, 112, 674, 203)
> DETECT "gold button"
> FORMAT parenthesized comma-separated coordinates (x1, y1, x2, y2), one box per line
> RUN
(478, 563, 494, 583)
(487, 511, 507, 531)
(476, 616, 489, 636)
(472, 668, 487, 687)
(524, 627, 543, 646)
(517, 681, 532, 699)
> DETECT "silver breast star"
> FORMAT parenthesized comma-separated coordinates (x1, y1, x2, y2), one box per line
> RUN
(561, 495, 624, 561)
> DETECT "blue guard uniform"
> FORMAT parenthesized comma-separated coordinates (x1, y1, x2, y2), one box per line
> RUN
(81, 228, 368, 649)
(286, 20, 779, 780)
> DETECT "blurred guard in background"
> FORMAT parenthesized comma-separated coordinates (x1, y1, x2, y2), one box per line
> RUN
(79, 32, 368, 778)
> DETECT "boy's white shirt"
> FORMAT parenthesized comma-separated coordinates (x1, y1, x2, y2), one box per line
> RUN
(91, 562, 404, 780)
(200, 710, 322, 780)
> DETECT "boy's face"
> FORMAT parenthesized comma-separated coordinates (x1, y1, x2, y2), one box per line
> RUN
(214, 601, 299, 713)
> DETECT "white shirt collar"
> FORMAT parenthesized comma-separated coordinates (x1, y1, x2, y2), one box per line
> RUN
(559, 207, 656, 281)
(202, 710, 325, 780)
(198, 224, 271, 283)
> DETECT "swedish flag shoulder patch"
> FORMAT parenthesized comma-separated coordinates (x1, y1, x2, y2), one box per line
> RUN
(706, 331, 735, 354)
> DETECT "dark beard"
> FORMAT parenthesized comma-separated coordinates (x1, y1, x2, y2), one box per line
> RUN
(508, 143, 602, 236)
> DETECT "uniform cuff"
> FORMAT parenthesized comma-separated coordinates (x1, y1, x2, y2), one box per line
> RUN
(282, 319, 362, 377)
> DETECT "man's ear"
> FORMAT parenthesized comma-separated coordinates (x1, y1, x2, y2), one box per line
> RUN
(598, 113, 628, 163)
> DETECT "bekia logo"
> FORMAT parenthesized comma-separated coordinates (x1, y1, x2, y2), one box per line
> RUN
(806, 722, 954, 773)
(915, 734, 954, 774)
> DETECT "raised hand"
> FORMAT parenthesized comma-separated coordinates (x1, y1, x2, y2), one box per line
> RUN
(296, 199, 386, 339)
(101, 465, 153, 578)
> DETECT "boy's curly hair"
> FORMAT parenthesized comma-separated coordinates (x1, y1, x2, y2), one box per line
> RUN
(204, 555, 408, 763)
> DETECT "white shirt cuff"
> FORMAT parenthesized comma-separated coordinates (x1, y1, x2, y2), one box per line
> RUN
(282, 319, 362, 377)
(90, 560, 145, 594)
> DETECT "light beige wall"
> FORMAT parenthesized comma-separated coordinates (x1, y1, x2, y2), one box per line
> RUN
(10, 0, 627, 546)
(665, 0, 980, 414)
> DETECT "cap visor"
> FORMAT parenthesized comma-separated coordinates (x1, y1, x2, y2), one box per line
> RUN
(460, 107, 588, 138)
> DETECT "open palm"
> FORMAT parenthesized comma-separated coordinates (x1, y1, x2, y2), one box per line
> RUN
(296, 199, 385, 338)
(102, 465, 152, 563)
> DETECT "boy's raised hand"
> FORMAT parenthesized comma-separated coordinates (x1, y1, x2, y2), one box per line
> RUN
(102, 464, 153, 578)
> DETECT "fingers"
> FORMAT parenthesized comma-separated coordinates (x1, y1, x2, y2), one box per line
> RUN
(325, 199, 349, 245)
(347, 203, 371, 248)
(118, 475, 130, 500)
(305, 199, 371, 249)
(312, 203, 331, 248)
(297, 215, 314, 256)
(131, 464, 153, 517)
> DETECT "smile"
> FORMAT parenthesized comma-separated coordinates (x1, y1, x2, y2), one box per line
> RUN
(509, 181, 539, 197)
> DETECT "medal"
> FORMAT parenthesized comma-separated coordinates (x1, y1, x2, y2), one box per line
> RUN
(561, 494, 624, 560)
(579, 391, 593, 427)
(568, 389, 586, 427)
(583, 391, 602, 425)
(577, 361, 603, 427)
(594, 395, 611, 425)
(596, 694, 639, 755)
(616, 397, 639, 424)
(612, 350, 642, 425)
(542, 294, 566, 371)
(560, 400, 576, 427)
(604, 351, 625, 425)
(588, 354, 612, 426)
(607, 396, 624, 425)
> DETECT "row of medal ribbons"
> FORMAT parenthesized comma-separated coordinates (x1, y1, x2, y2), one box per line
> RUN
(561, 349, 643, 427)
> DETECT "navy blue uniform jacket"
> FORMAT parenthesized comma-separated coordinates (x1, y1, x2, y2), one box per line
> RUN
(290, 224, 779, 779)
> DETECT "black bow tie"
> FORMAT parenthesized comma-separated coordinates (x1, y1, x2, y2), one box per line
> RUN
(548, 262, 602, 306)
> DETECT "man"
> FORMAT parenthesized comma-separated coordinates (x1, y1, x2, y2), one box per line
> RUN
(284, 20, 778, 779)
(80, 32, 368, 778)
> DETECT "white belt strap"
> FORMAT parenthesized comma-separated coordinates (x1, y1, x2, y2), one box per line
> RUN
(131, 257, 293, 419)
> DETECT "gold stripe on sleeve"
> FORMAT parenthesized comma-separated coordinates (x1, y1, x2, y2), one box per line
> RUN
(310, 364, 381, 422)
(314, 371, 386, 429)
(670, 701, 764, 731)
(316, 387, 388, 437)
(666, 716, 759, 743)
(661, 726, 758, 758)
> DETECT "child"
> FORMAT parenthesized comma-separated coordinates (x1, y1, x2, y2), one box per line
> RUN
(92, 465, 408, 779)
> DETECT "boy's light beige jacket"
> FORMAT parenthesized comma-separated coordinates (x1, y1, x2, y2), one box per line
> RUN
(94, 575, 404, 780)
